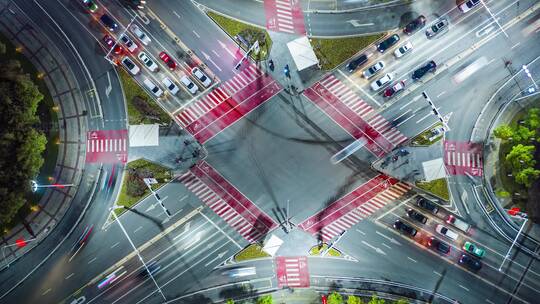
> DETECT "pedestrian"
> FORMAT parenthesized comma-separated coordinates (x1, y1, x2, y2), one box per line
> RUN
(268, 59, 274, 71)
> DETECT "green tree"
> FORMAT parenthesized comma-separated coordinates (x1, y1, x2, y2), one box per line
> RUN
(505, 144, 536, 171)
(226, 300, 234, 304)
(257, 295, 272, 304)
(368, 295, 385, 304)
(513, 125, 536, 143)
(328, 292, 344, 304)
(347, 295, 363, 304)
(125, 174, 146, 197)
(493, 124, 514, 140)
(515, 167, 540, 187)
(395, 299, 409, 304)
(524, 108, 540, 130)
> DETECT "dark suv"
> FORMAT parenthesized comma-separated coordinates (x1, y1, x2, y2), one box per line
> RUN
(346, 54, 368, 73)
(100, 14, 118, 32)
(377, 34, 400, 53)
(412, 61, 436, 80)
(428, 237, 450, 254)
(416, 197, 439, 214)
(403, 15, 426, 35)
(459, 254, 482, 271)
(393, 220, 417, 237)
(406, 208, 427, 224)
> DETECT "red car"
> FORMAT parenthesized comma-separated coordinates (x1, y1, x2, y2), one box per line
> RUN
(383, 80, 405, 97)
(159, 51, 177, 70)
(321, 295, 327, 304)
(103, 35, 123, 55)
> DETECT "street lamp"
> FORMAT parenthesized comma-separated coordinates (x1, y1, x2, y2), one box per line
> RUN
(522, 65, 538, 89)
(498, 209, 528, 272)
(30, 180, 73, 193)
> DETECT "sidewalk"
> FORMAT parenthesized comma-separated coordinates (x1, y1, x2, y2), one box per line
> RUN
(0, 0, 87, 268)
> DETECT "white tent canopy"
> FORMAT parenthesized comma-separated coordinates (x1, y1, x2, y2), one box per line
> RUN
(262, 234, 283, 257)
(286, 36, 319, 71)
(421, 158, 447, 181)
(129, 124, 159, 147)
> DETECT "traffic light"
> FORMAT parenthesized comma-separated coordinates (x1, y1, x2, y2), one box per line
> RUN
(284, 64, 290, 78)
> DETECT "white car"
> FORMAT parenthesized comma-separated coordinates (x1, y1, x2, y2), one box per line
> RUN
(137, 52, 158, 72)
(121, 57, 140, 76)
(191, 67, 212, 87)
(162, 77, 179, 95)
(394, 41, 413, 58)
(143, 78, 163, 97)
(130, 24, 151, 45)
(362, 61, 385, 79)
(180, 75, 199, 95)
(119, 34, 138, 53)
(459, 0, 481, 13)
(370, 73, 393, 91)
(435, 224, 459, 241)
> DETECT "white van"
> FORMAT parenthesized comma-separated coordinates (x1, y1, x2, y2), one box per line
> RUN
(143, 78, 163, 97)
(435, 224, 459, 241)
(446, 215, 471, 233)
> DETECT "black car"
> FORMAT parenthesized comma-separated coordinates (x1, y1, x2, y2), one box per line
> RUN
(406, 208, 428, 224)
(100, 14, 118, 31)
(377, 34, 400, 53)
(412, 60, 436, 80)
(416, 197, 439, 214)
(346, 54, 368, 73)
(393, 220, 417, 237)
(459, 254, 482, 271)
(139, 261, 161, 277)
(121, 0, 146, 9)
(428, 237, 450, 254)
(403, 15, 426, 35)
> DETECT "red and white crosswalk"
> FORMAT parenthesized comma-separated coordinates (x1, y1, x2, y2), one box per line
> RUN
(299, 175, 410, 241)
(304, 75, 407, 157)
(85, 129, 128, 163)
(276, 256, 310, 288)
(179, 161, 278, 242)
(174, 63, 281, 144)
(264, 0, 306, 35)
(444, 140, 483, 176)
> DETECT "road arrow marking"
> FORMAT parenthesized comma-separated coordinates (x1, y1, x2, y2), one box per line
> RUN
(347, 20, 374, 27)
(201, 51, 222, 72)
(218, 40, 236, 58)
(145, 203, 156, 212)
(376, 230, 401, 245)
(204, 250, 228, 267)
(361, 240, 386, 255)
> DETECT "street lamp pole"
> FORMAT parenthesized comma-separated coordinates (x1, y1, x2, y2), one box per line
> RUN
(499, 217, 528, 272)
(522, 64, 538, 89)
(480, 0, 508, 38)
(110, 207, 166, 300)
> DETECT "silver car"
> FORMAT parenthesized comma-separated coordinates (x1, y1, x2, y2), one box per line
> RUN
(426, 18, 449, 38)
(130, 24, 151, 45)
(137, 52, 158, 72)
(362, 61, 385, 79)
(370, 73, 393, 91)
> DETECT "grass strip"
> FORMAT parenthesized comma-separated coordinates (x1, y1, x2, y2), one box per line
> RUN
(416, 178, 450, 201)
(207, 11, 272, 61)
(234, 244, 271, 262)
(310, 34, 384, 70)
(411, 123, 444, 146)
(309, 243, 342, 257)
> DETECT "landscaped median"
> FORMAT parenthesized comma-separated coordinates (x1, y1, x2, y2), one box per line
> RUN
(308, 243, 342, 257)
(234, 244, 271, 262)
(411, 123, 445, 146)
(118, 68, 171, 125)
(416, 178, 450, 201)
(115, 158, 173, 215)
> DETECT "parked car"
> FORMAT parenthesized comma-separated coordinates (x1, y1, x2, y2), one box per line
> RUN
(463, 241, 485, 258)
(162, 77, 179, 95)
(119, 34, 138, 53)
(82, 0, 98, 13)
(383, 80, 406, 98)
(346, 53, 368, 73)
(130, 24, 151, 45)
(459, 254, 482, 271)
(403, 15, 426, 35)
(428, 237, 450, 254)
(143, 78, 163, 97)
(180, 75, 199, 95)
(393, 220, 417, 237)
(435, 224, 459, 241)
(121, 57, 140, 75)
(426, 18, 449, 38)
(139, 261, 161, 277)
(102, 35, 122, 55)
(377, 34, 400, 53)
(446, 214, 471, 233)
(412, 60, 436, 80)
(416, 197, 439, 214)
(100, 14, 118, 32)
(159, 52, 177, 70)
(394, 41, 413, 58)
(137, 52, 159, 72)
(362, 61, 385, 79)
(459, 0, 481, 13)
(406, 208, 427, 224)
(191, 67, 212, 87)
(370, 73, 393, 91)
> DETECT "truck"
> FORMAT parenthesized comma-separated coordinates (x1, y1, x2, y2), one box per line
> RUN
(446, 214, 471, 233)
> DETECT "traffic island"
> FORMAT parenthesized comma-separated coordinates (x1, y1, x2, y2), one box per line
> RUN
(114, 158, 173, 216)
(234, 244, 271, 262)
(308, 243, 342, 257)
(118, 69, 171, 125)
(415, 178, 450, 201)
(411, 123, 444, 146)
